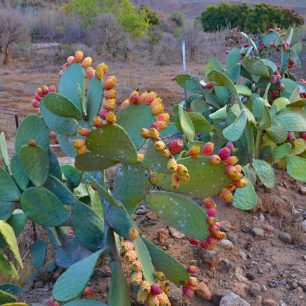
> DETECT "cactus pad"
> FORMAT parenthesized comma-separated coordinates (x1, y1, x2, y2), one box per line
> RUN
(31, 240, 47, 269)
(0, 168, 20, 202)
(0, 290, 17, 304)
(86, 76, 103, 124)
(63, 300, 107, 306)
(0, 252, 18, 279)
(0, 201, 13, 221)
(10, 155, 29, 190)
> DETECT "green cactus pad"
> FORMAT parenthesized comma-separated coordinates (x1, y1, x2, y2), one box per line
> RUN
(20, 187, 69, 227)
(15, 115, 50, 152)
(143, 140, 169, 173)
(233, 183, 257, 210)
(7, 210, 26, 237)
(0, 221, 22, 268)
(252, 159, 276, 189)
(0, 132, 10, 171)
(0, 202, 13, 221)
(226, 48, 241, 83)
(87, 186, 104, 219)
(0, 168, 20, 202)
(105, 206, 131, 239)
(0, 252, 18, 279)
(242, 56, 270, 78)
(0, 284, 21, 295)
(58, 63, 85, 109)
(71, 201, 104, 250)
(144, 238, 189, 284)
(43, 93, 82, 120)
(31, 240, 47, 269)
(146, 191, 208, 239)
(117, 104, 155, 149)
(275, 110, 306, 132)
(49, 150, 62, 181)
(44, 175, 76, 205)
(85, 124, 138, 166)
(178, 106, 195, 142)
(63, 300, 107, 306)
(87, 76, 103, 124)
(40, 101, 78, 136)
(0, 290, 17, 304)
(1, 303, 28, 306)
(223, 109, 247, 142)
(113, 163, 150, 213)
(75, 151, 117, 171)
(272, 143, 292, 160)
(10, 154, 29, 190)
(109, 261, 131, 306)
(287, 156, 306, 182)
(151, 156, 232, 198)
(52, 249, 104, 302)
(19, 145, 50, 187)
(61, 165, 82, 189)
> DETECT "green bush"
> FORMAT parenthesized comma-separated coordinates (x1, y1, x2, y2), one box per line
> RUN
(199, 3, 304, 33)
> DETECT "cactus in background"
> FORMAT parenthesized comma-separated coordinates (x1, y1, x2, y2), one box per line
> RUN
(0, 50, 250, 305)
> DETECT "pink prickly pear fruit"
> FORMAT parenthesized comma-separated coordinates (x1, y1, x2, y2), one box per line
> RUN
(62, 63, 68, 70)
(150, 284, 162, 295)
(34, 93, 42, 101)
(182, 286, 194, 298)
(32, 100, 40, 108)
(215, 222, 221, 229)
(279, 83, 285, 91)
(218, 147, 231, 161)
(129, 90, 140, 104)
(209, 225, 219, 234)
(41, 85, 49, 95)
(209, 154, 221, 165)
(205, 82, 214, 89)
(48, 85, 57, 93)
(169, 139, 184, 154)
(83, 286, 94, 297)
(206, 236, 216, 245)
(67, 56, 75, 65)
(36, 87, 43, 97)
(271, 76, 279, 84)
(226, 142, 234, 152)
(86, 67, 96, 80)
(203, 142, 214, 156)
(99, 109, 108, 120)
(206, 208, 217, 217)
(187, 265, 199, 274)
(283, 42, 289, 51)
(203, 197, 217, 209)
(267, 28, 274, 32)
(300, 132, 306, 140)
(287, 132, 295, 141)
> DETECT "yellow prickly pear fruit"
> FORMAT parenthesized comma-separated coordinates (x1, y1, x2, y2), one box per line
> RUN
(161, 149, 171, 158)
(74, 50, 84, 63)
(154, 271, 166, 281)
(131, 271, 143, 286)
(121, 241, 134, 253)
(210, 154, 221, 165)
(167, 159, 178, 173)
(156, 112, 170, 122)
(179, 173, 190, 182)
(154, 141, 166, 152)
(147, 294, 160, 306)
(104, 75, 117, 90)
(95, 63, 107, 80)
(73, 139, 85, 149)
(159, 280, 170, 294)
(171, 173, 180, 189)
(120, 99, 130, 110)
(152, 103, 164, 116)
(103, 99, 116, 111)
(105, 111, 116, 125)
(104, 89, 117, 100)
(213, 230, 226, 240)
(125, 250, 138, 262)
(219, 188, 233, 203)
(93, 116, 103, 128)
(129, 228, 138, 241)
(82, 56, 92, 68)
(157, 292, 171, 306)
(137, 153, 144, 161)
(155, 120, 167, 131)
(235, 178, 249, 188)
(149, 128, 159, 140)
(140, 128, 150, 139)
(131, 260, 142, 272)
(76, 146, 87, 155)
(176, 164, 188, 177)
(151, 97, 162, 108)
(189, 145, 200, 158)
(137, 288, 149, 304)
(141, 280, 151, 293)
(232, 172, 243, 181)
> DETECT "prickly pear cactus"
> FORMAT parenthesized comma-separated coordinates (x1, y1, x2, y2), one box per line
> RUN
(1, 50, 251, 305)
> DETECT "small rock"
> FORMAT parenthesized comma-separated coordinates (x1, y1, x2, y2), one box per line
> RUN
(239, 250, 247, 260)
(257, 268, 264, 274)
(261, 285, 267, 292)
(262, 298, 278, 306)
(169, 227, 185, 239)
(195, 282, 212, 301)
(219, 259, 234, 273)
(157, 228, 169, 245)
(277, 186, 287, 192)
(221, 220, 232, 232)
(291, 281, 298, 289)
(232, 281, 249, 297)
(168, 283, 182, 306)
(302, 255, 306, 261)
(146, 211, 157, 220)
(259, 213, 265, 221)
(262, 224, 275, 233)
(200, 249, 220, 269)
(279, 301, 287, 306)
(252, 227, 264, 239)
(298, 278, 306, 291)
(301, 220, 306, 232)
(279, 231, 292, 244)
(220, 291, 250, 306)
(298, 186, 306, 195)
(219, 239, 234, 250)
(248, 283, 261, 297)
(212, 289, 231, 305)
(136, 204, 149, 215)
(268, 280, 279, 288)
(227, 232, 238, 243)
(246, 272, 255, 281)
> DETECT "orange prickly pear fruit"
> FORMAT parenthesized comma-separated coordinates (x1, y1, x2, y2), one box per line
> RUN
(203, 142, 214, 156)
(203, 197, 216, 209)
(235, 178, 249, 188)
(67, 55, 74, 65)
(150, 97, 162, 108)
(86, 67, 95, 79)
(140, 128, 150, 139)
(82, 56, 92, 68)
(213, 230, 226, 240)
(167, 159, 178, 173)
(93, 116, 103, 128)
(28, 139, 37, 146)
(189, 145, 200, 158)
(227, 184, 237, 192)
(219, 188, 233, 203)
(104, 89, 117, 100)
(176, 164, 188, 177)
(140, 91, 157, 104)
(156, 112, 170, 122)
(74, 50, 84, 63)
(103, 99, 116, 111)
(105, 111, 116, 125)
(149, 128, 159, 140)
(225, 165, 239, 177)
(120, 99, 130, 110)
(77, 128, 90, 136)
(155, 120, 167, 131)
(210, 154, 221, 165)
(129, 228, 138, 241)
(152, 103, 164, 116)
(207, 217, 217, 225)
(73, 139, 85, 149)
(225, 156, 239, 166)
(154, 141, 166, 152)
(104, 75, 117, 90)
(232, 172, 243, 181)
(76, 146, 87, 155)
(129, 90, 140, 104)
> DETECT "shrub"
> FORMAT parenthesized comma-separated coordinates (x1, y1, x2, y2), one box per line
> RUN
(199, 3, 304, 33)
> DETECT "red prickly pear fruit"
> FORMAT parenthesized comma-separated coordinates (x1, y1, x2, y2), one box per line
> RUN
(203, 197, 216, 209)
(267, 28, 273, 32)
(104, 76, 117, 90)
(169, 139, 184, 155)
(150, 284, 162, 295)
(205, 82, 214, 89)
(209, 225, 219, 234)
(129, 228, 138, 241)
(287, 132, 295, 141)
(219, 188, 233, 203)
(83, 286, 94, 297)
(74, 50, 84, 63)
(35, 93, 42, 101)
(99, 109, 108, 120)
(186, 276, 199, 290)
(49, 85, 56, 93)
(200, 239, 210, 249)
(32, 100, 40, 108)
(225, 156, 238, 166)
(206, 236, 216, 245)
(203, 142, 214, 156)
(188, 145, 200, 158)
(272, 90, 279, 98)
(82, 56, 92, 68)
(93, 116, 103, 128)
(206, 208, 217, 217)
(156, 112, 170, 122)
(77, 128, 90, 136)
(41, 85, 49, 95)
(86, 67, 96, 80)
(105, 111, 116, 125)
(289, 57, 294, 65)
(28, 139, 37, 146)
(210, 154, 221, 165)
(187, 265, 199, 274)
(207, 217, 217, 225)
(300, 132, 306, 140)
(183, 286, 194, 297)
(188, 238, 200, 245)
(104, 89, 117, 100)
(140, 128, 150, 139)
(226, 142, 234, 152)
(129, 90, 140, 104)
(67, 55, 75, 65)
(260, 43, 266, 49)
(218, 147, 230, 161)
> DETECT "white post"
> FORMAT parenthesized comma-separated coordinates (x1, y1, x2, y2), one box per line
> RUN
(182, 40, 187, 109)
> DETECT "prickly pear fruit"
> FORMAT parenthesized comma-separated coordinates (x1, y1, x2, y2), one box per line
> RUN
(104, 76, 117, 90)
(105, 112, 116, 125)
(218, 147, 231, 161)
(171, 173, 180, 189)
(49, 85, 56, 93)
(120, 99, 130, 110)
(203, 142, 214, 156)
(103, 99, 116, 111)
(176, 164, 188, 177)
(203, 197, 217, 209)
(225, 165, 238, 177)
(210, 154, 221, 165)
(232, 172, 243, 181)
(155, 120, 167, 131)
(206, 208, 217, 217)
(154, 271, 166, 281)
(95, 63, 108, 80)
(226, 142, 234, 152)
(93, 116, 103, 128)
(99, 109, 108, 120)
(152, 104, 164, 116)
(186, 277, 199, 290)
(287, 132, 295, 141)
(147, 294, 160, 306)
(73, 139, 85, 148)
(137, 288, 149, 304)
(132, 260, 142, 272)
(155, 141, 166, 152)
(219, 188, 233, 203)
(104, 89, 117, 100)
(140, 91, 157, 105)
(129, 228, 138, 241)
(42, 85, 49, 95)
(213, 230, 226, 240)
(151, 284, 162, 295)
(183, 286, 194, 297)
(121, 241, 134, 253)
(161, 149, 171, 158)
(207, 217, 217, 225)
(83, 286, 94, 297)
(129, 90, 140, 104)
(149, 128, 159, 140)
(77, 128, 90, 136)
(235, 178, 249, 188)
(300, 132, 306, 140)
(28, 139, 37, 147)
(188, 238, 200, 245)
(187, 265, 199, 274)
(140, 128, 150, 139)
(125, 250, 138, 262)
(140, 280, 151, 293)
(225, 156, 238, 166)
(74, 50, 84, 63)
(189, 145, 200, 158)
(156, 113, 170, 122)
(86, 67, 95, 79)
(157, 292, 171, 305)
(167, 159, 178, 173)
(32, 100, 40, 108)
(67, 56, 74, 65)
(137, 153, 144, 161)
(82, 56, 92, 68)
(169, 139, 184, 154)
(76, 146, 87, 155)
(131, 271, 143, 285)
